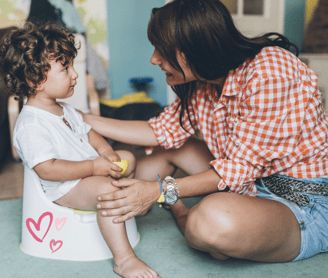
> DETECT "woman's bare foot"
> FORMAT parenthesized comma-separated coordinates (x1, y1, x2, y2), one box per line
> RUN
(114, 254, 160, 278)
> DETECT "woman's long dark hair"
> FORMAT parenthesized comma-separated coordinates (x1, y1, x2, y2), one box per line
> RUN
(147, 0, 298, 131)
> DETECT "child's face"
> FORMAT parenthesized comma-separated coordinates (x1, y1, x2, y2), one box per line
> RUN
(38, 59, 78, 100)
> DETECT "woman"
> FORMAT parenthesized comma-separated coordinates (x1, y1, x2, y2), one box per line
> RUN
(84, 0, 328, 262)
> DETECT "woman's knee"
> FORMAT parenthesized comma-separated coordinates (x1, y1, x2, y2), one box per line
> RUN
(184, 193, 238, 250)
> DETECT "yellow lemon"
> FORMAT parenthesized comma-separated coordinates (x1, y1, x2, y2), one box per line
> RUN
(113, 160, 129, 175)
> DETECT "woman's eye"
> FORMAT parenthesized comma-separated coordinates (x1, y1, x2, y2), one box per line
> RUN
(64, 67, 68, 72)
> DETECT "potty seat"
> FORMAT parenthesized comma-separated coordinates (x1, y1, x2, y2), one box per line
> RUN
(20, 165, 139, 261)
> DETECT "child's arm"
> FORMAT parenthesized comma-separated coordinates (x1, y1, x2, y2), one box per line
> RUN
(87, 128, 121, 162)
(33, 155, 118, 182)
(33, 127, 123, 182)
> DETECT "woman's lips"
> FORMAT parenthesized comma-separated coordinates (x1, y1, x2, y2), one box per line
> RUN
(162, 69, 173, 76)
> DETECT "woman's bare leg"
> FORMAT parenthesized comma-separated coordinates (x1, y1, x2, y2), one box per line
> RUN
(135, 137, 214, 181)
(184, 192, 301, 262)
(55, 157, 159, 278)
(135, 137, 302, 262)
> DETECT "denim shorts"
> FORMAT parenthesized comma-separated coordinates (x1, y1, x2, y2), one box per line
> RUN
(255, 175, 328, 261)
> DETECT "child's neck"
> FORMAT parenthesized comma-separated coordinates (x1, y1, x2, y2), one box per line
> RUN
(26, 96, 64, 116)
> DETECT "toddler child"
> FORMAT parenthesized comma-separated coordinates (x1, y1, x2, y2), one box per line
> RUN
(0, 22, 159, 278)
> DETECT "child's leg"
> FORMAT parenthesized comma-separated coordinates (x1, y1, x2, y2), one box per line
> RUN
(55, 176, 159, 278)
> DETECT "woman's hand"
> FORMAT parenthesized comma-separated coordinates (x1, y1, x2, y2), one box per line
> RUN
(97, 179, 161, 223)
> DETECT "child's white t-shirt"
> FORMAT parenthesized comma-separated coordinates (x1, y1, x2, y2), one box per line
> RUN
(13, 104, 99, 201)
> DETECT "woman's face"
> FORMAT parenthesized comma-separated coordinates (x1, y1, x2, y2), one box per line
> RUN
(150, 49, 197, 86)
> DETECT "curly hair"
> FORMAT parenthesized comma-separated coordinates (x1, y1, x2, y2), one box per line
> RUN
(0, 21, 78, 101)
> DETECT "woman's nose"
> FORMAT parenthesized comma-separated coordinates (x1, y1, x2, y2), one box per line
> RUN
(150, 49, 162, 66)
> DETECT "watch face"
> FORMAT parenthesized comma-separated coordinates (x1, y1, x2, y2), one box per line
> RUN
(165, 192, 178, 205)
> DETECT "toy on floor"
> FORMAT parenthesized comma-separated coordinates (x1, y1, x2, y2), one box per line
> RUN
(99, 77, 154, 108)
(113, 160, 129, 175)
(99, 92, 154, 108)
(129, 77, 153, 91)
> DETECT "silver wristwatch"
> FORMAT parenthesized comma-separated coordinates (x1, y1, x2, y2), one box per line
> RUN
(164, 176, 179, 205)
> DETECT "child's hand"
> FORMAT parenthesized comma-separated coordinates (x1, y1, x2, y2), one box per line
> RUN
(92, 156, 122, 179)
(100, 149, 121, 163)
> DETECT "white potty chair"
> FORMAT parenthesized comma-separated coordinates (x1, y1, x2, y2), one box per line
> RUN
(20, 165, 139, 261)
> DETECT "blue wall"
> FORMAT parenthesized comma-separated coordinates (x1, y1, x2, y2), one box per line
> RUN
(106, 0, 306, 106)
(284, 0, 306, 52)
(106, 0, 167, 106)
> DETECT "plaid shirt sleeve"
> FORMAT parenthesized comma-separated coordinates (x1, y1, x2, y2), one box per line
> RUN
(147, 97, 196, 151)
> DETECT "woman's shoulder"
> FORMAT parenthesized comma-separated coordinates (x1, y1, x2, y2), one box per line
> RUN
(257, 46, 294, 58)
(251, 46, 299, 69)
(223, 46, 313, 99)
(240, 46, 306, 81)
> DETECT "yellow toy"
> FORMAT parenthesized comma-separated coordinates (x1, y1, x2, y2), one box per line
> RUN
(113, 160, 129, 175)
(99, 92, 154, 108)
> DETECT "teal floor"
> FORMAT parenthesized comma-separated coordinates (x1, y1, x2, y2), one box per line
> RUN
(1, 198, 328, 278)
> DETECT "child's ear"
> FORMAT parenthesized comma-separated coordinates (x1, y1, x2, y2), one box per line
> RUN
(26, 79, 43, 91)
(35, 83, 44, 91)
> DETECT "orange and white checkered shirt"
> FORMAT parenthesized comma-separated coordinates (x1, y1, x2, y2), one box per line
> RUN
(148, 46, 328, 196)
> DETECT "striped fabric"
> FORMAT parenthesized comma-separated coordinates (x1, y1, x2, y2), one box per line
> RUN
(148, 46, 328, 196)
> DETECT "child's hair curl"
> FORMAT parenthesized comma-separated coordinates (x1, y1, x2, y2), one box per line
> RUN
(0, 21, 78, 101)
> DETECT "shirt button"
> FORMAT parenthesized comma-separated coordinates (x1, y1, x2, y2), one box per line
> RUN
(235, 141, 240, 147)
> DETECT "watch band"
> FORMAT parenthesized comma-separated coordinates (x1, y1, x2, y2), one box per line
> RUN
(164, 176, 179, 205)
(164, 176, 174, 189)
(165, 176, 180, 196)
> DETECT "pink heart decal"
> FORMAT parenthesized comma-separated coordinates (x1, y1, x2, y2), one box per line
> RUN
(26, 212, 53, 243)
(50, 239, 63, 253)
(55, 217, 66, 231)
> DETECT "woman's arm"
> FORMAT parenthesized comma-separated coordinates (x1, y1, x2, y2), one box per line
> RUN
(169, 168, 222, 198)
(83, 113, 159, 147)
(97, 168, 222, 223)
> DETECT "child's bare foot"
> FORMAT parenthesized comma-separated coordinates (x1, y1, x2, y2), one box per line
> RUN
(114, 254, 160, 278)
